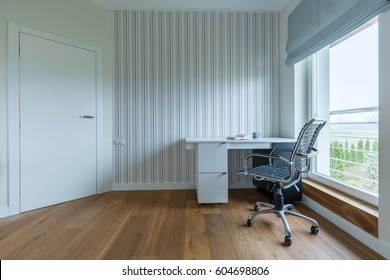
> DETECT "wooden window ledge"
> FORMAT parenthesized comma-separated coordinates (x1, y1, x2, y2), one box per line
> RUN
(302, 179, 378, 237)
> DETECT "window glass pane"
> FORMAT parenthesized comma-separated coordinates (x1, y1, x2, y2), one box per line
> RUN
(329, 22, 378, 111)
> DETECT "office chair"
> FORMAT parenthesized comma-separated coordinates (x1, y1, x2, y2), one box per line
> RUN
(237, 119, 326, 245)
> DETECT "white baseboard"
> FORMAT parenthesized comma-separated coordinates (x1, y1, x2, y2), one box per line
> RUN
(112, 183, 195, 191)
(0, 206, 10, 218)
(113, 182, 254, 191)
(303, 195, 390, 259)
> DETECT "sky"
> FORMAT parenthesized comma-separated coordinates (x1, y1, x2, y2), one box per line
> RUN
(329, 22, 378, 112)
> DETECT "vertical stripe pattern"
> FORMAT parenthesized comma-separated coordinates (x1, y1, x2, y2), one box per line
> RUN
(114, 11, 279, 185)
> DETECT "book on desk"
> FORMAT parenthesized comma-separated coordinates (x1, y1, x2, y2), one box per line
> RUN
(226, 134, 252, 140)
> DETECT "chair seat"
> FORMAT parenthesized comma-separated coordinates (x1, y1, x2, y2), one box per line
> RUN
(246, 165, 292, 181)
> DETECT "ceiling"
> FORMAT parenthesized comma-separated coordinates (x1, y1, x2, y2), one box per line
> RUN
(90, 0, 291, 11)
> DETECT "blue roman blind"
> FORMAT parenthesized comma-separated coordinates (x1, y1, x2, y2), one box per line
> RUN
(285, 0, 390, 66)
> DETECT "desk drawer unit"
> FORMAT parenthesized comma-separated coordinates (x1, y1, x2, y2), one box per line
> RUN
(196, 143, 228, 203)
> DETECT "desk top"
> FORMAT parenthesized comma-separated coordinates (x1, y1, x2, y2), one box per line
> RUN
(185, 137, 296, 150)
(186, 137, 295, 144)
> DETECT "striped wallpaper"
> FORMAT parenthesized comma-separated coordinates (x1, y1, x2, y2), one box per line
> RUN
(114, 10, 280, 186)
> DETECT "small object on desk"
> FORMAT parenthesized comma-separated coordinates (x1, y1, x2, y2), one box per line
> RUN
(252, 132, 261, 139)
(226, 134, 251, 140)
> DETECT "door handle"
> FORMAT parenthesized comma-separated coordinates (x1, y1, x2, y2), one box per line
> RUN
(81, 115, 95, 119)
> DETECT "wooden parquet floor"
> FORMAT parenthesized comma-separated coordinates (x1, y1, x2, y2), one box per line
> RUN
(0, 189, 384, 260)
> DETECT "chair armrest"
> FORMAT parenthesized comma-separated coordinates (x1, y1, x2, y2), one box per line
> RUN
(271, 147, 319, 158)
(296, 148, 319, 158)
(269, 148, 294, 165)
(270, 148, 294, 155)
(240, 153, 294, 175)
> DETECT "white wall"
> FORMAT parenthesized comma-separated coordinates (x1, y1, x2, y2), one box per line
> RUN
(0, 0, 114, 214)
(379, 9, 390, 247)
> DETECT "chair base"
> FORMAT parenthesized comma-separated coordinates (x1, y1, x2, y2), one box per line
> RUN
(247, 189, 319, 245)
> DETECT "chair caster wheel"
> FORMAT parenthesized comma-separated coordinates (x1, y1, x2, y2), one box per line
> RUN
(311, 226, 319, 234)
(247, 218, 253, 227)
(284, 235, 292, 245)
(254, 205, 260, 211)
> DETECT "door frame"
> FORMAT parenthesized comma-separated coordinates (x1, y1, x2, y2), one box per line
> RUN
(7, 23, 104, 216)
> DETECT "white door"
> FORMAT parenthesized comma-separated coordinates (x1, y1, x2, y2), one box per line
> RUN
(19, 33, 97, 212)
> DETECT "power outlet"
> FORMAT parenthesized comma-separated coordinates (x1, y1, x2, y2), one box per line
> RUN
(113, 139, 126, 146)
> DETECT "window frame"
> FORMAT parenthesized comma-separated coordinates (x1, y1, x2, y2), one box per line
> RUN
(307, 34, 379, 207)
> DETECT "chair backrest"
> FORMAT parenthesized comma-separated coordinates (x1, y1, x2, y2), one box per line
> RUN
(290, 119, 326, 173)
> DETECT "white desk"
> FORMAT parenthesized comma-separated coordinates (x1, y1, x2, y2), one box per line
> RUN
(186, 137, 295, 204)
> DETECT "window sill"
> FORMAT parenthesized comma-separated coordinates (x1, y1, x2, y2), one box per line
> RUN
(302, 178, 378, 237)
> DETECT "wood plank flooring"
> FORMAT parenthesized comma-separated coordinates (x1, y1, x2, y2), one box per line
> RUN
(0, 189, 384, 260)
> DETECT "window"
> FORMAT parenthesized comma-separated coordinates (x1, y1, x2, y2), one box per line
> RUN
(309, 18, 379, 206)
